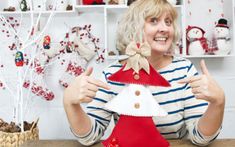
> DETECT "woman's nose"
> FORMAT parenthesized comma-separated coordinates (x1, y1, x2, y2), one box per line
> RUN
(158, 21, 168, 32)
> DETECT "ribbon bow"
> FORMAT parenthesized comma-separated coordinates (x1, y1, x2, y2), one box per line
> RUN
(123, 41, 151, 74)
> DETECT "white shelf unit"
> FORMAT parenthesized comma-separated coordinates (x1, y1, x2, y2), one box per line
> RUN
(1, 0, 234, 59)
(183, 0, 234, 58)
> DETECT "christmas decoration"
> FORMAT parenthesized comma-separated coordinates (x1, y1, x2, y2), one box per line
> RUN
(213, 18, 231, 55)
(108, 0, 119, 5)
(0, 1, 57, 140)
(186, 25, 209, 55)
(43, 35, 51, 49)
(59, 54, 87, 88)
(102, 41, 170, 147)
(0, 80, 4, 89)
(20, 0, 28, 11)
(15, 51, 24, 67)
(23, 54, 55, 101)
(82, 0, 105, 5)
(59, 24, 103, 88)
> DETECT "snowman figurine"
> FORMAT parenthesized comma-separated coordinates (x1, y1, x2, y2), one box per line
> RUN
(214, 18, 231, 55)
(186, 26, 208, 55)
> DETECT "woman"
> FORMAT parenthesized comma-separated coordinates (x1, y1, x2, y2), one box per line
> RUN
(63, 0, 225, 146)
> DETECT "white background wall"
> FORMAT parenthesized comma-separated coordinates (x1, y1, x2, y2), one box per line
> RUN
(1, 0, 235, 140)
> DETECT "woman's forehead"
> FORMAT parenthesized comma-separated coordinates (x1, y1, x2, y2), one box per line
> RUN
(146, 12, 173, 19)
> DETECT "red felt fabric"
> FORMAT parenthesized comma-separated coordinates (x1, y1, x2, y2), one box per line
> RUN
(102, 115, 169, 147)
(107, 64, 170, 87)
(82, 0, 103, 5)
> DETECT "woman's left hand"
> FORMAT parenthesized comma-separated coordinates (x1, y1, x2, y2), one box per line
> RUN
(179, 60, 225, 105)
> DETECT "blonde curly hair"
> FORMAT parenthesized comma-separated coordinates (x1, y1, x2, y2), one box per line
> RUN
(116, 0, 179, 55)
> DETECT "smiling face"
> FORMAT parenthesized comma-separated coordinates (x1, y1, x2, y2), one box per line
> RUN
(215, 27, 229, 38)
(144, 12, 174, 54)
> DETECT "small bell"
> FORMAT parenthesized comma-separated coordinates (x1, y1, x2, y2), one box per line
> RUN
(15, 51, 24, 67)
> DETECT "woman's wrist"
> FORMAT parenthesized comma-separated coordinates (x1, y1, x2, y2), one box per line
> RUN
(210, 92, 225, 107)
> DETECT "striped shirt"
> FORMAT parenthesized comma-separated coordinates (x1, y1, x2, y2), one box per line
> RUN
(72, 56, 221, 146)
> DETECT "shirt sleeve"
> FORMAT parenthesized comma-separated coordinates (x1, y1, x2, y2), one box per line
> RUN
(183, 61, 221, 146)
(72, 69, 115, 146)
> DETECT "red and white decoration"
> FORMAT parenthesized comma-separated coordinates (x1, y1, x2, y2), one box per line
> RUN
(213, 18, 231, 55)
(59, 53, 87, 88)
(102, 41, 170, 147)
(58, 25, 103, 88)
(185, 0, 231, 56)
(0, 6, 56, 131)
(186, 26, 208, 55)
(23, 55, 55, 101)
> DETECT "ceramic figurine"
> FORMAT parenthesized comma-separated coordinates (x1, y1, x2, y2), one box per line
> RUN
(15, 51, 24, 67)
(214, 18, 231, 55)
(43, 35, 51, 50)
(20, 0, 28, 11)
(186, 26, 208, 55)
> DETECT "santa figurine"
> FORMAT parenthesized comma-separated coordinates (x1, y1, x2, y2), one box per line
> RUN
(186, 26, 208, 55)
(102, 41, 170, 147)
(213, 18, 231, 55)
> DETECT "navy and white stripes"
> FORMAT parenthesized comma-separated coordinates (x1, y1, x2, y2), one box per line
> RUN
(73, 56, 220, 146)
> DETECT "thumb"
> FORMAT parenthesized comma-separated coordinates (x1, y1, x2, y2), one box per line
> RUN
(200, 59, 210, 76)
(84, 67, 93, 76)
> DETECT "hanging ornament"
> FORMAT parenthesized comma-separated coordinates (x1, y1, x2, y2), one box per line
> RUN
(15, 51, 24, 67)
(65, 33, 72, 53)
(43, 35, 51, 49)
(20, 0, 28, 11)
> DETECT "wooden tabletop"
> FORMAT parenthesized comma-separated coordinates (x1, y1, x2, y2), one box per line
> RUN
(21, 139, 235, 147)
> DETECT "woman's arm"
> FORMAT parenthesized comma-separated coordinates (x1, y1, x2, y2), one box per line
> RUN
(63, 67, 110, 136)
(180, 59, 225, 136)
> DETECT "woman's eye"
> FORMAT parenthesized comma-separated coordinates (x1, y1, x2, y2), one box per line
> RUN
(165, 19, 172, 26)
(150, 18, 158, 24)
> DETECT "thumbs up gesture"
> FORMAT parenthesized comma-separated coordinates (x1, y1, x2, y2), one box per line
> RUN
(64, 67, 110, 105)
(179, 60, 225, 105)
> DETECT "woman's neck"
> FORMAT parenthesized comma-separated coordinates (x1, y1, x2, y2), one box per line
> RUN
(147, 54, 172, 70)
(119, 51, 173, 70)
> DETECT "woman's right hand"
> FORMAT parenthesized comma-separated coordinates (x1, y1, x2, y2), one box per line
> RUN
(63, 67, 110, 105)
